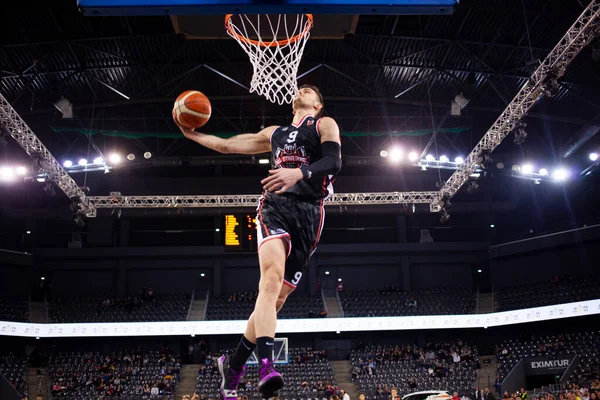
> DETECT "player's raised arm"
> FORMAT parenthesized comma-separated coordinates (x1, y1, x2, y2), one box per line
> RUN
(174, 116, 276, 155)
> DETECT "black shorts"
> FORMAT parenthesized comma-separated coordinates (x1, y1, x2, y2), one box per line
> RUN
(256, 192, 325, 290)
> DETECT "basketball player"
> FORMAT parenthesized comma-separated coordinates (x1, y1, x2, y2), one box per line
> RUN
(174, 85, 341, 399)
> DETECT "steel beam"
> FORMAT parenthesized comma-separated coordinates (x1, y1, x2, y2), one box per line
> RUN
(438, 0, 600, 203)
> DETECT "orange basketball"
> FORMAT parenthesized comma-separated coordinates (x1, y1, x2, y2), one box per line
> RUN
(173, 90, 212, 129)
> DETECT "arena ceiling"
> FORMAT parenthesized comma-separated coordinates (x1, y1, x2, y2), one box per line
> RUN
(1, 0, 599, 225)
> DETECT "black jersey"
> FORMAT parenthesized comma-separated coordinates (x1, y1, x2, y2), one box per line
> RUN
(268, 114, 336, 201)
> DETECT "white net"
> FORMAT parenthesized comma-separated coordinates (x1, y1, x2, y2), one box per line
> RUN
(225, 14, 313, 105)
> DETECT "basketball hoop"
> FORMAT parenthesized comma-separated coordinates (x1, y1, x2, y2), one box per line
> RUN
(225, 14, 314, 105)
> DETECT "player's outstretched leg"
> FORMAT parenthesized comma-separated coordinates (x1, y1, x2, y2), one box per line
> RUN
(254, 238, 287, 398)
(218, 238, 287, 399)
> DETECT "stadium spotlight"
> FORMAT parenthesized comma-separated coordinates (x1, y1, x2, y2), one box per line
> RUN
(521, 164, 533, 174)
(539, 168, 548, 176)
(380, 150, 388, 158)
(389, 148, 402, 162)
(490, 225, 495, 228)
(0, 167, 15, 182)
(200, 273, 205, 277)
(467, 180, 479, 194)
(93, 157, 104, 165)
(408, 151, 419, 162)
(425, 154, 435, 162)
(108, 153, 122, 164)
(476, 150, 492, 169)
(63, 160, 73, 168)
(590, 153, 599, 162)
(514, 128, 528, 145)
(439, 155, 449, 163)
(78, 159, 87, 166)
(552, 168, 569, 182)
(144, 152, 152, 159)
(455, 156, 464, 164)
(127, 153, 136, 161)
(338, 278, 342, 282)
(477, 269, 482, 273)
(16, 166, 27, 175)
(325, 271, 330, 275)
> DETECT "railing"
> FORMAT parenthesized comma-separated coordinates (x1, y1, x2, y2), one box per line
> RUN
(186, 290, 195, 321)
(320, 288, 329, 316)
(335, 289, 345, 318)
(202, 290, 210, 321)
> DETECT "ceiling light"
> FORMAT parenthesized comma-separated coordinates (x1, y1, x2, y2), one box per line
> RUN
(325, 271, 330, 275)
(93, 157, 104, 165)
(490, 224, 495, 228)
(41, 277, 45, 280)
(521, 164, 533, 174)
(63, 160, 73, 168)
(590, 153, 599, 162)
(144, 152, 152, 159)
(552, 168, 569, 182)
(36, 177, 46, 183)
(258, 159, 270, 164)
(127, 153, 136, 161)
(389, 148, 402, 162)
(408, 152, 419, 162)
(108, 153, 121, 164)
(16, 166, 27, 175)
(26, 231, 31, 234)
(78, 159, 87, 166)
(0, 167, 15, 181)
(425, 154, 435, 162)
(380, 150, 388, 158)
(477, 269, 482, 273)
(539, 168, 548, 176)
(215, 228, 220, 232)
(455, 157, 464, 164)
(338, 278, 342, 282)
(439, 155, 449, 163)
(200, 273, 205, 277)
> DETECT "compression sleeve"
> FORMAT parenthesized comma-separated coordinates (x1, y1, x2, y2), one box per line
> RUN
(299, 141, 342, 180)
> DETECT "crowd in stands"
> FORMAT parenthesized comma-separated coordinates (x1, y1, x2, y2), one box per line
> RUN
(0, 298, 29, 322)
(193, 347, 336, 399)
(352, 340, 479, 399)
(49, 288, 190, 323)
(496, 276, 600, 311)
(495, 331, 600, 389)
(0, 353, 28, 396)
(47, 346, 180, 400)
(206, 292, 326, 320)
(340, 286, 475, 317)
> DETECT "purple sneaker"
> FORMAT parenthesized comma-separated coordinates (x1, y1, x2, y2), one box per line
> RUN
(218, 355, 246, 400)
(257, 358, 284, 399)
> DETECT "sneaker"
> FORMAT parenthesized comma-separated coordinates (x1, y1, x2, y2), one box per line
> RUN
(218, 355, 246, 400)
(257, 358, 284, 399)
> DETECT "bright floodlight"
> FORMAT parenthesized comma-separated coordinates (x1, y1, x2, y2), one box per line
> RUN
(127, 153, 136, 161)
(380, 150, 388, 158)
(408, 151, 419, 162)
(78, 159, 87, 166)
(93, 157, 104, 165)
(389, 148, 402, 162)
(16, 166, 27, 175)
(63, 160, 73, 168)
(425, 154, 435, 162)
(144, 152, 152, 159)
(553, 168, 569, 182)
(539, 168, 548, 176)
(521, 164, 533, 174)
(439, 155, 449, 163)
(590, 153, 599, 162)
(455, 156, 464, 164)
(108, 153, 121, 164)
(0, 167, 15, 181)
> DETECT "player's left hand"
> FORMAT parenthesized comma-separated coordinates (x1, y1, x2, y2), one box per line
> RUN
(261, 168, 303, 194)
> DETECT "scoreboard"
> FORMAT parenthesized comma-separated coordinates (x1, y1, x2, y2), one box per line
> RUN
(224, 214, 257, 251)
